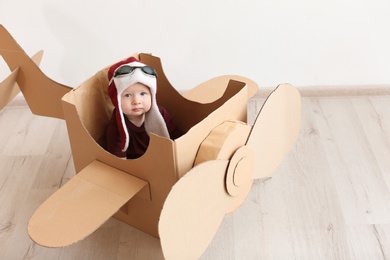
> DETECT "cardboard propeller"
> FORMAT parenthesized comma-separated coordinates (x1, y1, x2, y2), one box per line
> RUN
(159, 84, 301, 259)
(0, 24, 301, 259)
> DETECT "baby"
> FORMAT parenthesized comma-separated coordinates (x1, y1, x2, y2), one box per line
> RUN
(105, 56, 182, 159)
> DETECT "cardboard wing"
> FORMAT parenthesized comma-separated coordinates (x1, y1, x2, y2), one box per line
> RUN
(28, 160, 148, 247)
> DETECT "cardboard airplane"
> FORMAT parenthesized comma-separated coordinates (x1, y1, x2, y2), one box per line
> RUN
(0, 25, 301, 259)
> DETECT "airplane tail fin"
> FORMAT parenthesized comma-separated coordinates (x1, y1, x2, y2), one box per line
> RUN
(0, 67, 20, 110)
(0, 51, 43, 109)
(0, 25, 72, 119)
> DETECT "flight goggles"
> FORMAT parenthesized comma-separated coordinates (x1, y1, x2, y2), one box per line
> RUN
(114, 65, 158, 78)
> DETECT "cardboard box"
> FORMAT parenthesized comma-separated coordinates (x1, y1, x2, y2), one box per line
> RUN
(0, 25, 301, 259)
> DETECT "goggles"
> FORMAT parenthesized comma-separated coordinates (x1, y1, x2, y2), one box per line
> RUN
(114, 65, 158, 78)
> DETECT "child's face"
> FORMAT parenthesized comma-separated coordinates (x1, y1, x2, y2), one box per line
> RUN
(121, 83, 152, 124)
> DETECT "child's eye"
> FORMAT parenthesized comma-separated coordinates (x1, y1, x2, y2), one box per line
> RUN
(140, 92, 148, 96)
(124, 93, 131, 98)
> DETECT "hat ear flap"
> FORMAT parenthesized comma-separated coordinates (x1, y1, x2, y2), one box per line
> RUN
(109, 85, 129, 152)
(116, 92, 129, 152)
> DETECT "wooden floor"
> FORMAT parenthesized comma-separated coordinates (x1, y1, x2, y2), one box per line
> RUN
(1, 90, 390, 259)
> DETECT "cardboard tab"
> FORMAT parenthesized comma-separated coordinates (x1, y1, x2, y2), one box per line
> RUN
(28, 160, 148, 247)
(247, 83, 301, 179)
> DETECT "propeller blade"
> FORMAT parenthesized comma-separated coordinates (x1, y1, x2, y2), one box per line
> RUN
(247, 83, 301, 179)
(159, 160, 230, 260)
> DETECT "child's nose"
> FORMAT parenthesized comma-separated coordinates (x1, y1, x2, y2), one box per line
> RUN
(132, 96, 141, 104)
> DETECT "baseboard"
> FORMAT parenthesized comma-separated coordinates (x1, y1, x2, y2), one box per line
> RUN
(253, 84, 390, 99)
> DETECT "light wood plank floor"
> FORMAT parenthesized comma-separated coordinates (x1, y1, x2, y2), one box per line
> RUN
(1, 91, 390, 259)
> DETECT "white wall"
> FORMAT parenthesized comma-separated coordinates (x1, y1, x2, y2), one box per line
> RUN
(1, 0, 389, 91)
